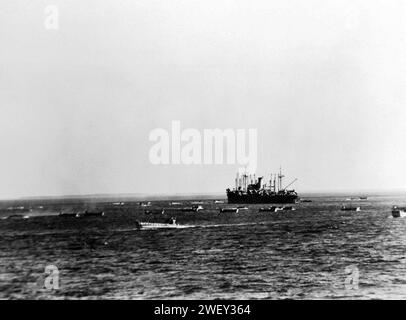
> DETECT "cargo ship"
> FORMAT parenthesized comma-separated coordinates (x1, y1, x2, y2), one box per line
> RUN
(226, 168, 299, 204)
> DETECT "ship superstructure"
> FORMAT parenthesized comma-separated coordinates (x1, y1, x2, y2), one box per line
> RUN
(226, 168, 298, 204)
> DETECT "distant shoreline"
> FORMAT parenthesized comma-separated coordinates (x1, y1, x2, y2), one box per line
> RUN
(2, 190, 406, 203)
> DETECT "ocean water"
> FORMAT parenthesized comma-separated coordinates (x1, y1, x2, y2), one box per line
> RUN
(0, 194, 406, 299)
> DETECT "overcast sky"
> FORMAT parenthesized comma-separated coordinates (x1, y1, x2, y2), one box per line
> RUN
(1, 0, 406, 199)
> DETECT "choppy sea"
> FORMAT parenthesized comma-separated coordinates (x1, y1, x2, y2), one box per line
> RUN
(1, 194, 406, 299)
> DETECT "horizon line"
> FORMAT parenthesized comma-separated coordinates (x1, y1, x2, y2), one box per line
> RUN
(2, 188, 406, 202)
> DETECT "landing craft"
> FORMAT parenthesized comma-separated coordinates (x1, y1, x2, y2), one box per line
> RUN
(341, 206, 361, 212)
(258, 206, 295, 212)
(144, 209, 165, 215)
(259, 206, 280, 212)
(59, 212, 79, 217)
(77, 210, 105, 217)
(6, 206, 29, 213)
(135, 218, 189, 230)
(392, 206, 406, 218)
(181, 205, 203, 212)
(220, 207, 239, 213)
(4, 214, 30, 220)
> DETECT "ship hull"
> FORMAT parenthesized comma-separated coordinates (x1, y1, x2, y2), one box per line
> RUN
(227, 193, 298, 204)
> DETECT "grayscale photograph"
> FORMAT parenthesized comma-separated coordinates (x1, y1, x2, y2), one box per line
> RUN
(1, 0, 406, 303)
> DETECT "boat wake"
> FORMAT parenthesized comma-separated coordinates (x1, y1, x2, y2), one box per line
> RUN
(199, 221, 266, 229)
(132, 221, 267, 231)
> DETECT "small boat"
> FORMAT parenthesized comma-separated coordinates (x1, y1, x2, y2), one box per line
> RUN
(181, 205, 203, 212)
(346, 197, 361, 201)
(237, 206, 248, 210)
(191, 201, 204, 205)
(220, 207, 239, 213)
(170, 202, 182, 205)
(346, 197, 367, 201)
(4, 214, 30, 220)
(214, 200, 225, 204)
(392, 206, 406, 218)
(6, 206, 29, 213)
(144, 209, 165, 215)
(341, 206, 361, 212)
(7, 206, 26, 210)
(77, 211, 105, 217)
(112, 202, 125, 206)
(139, 202, 151, 207)
(259, 206, 279, 212)
(135, 218, 186, 230)
(259, 206, 290, 212)
(59, 212, 79, 218)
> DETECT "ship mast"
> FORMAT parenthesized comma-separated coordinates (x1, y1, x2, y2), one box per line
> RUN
(271, 174, 276, 192)
(243, 166, 248, 191)
(278, 166, 284, 192)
